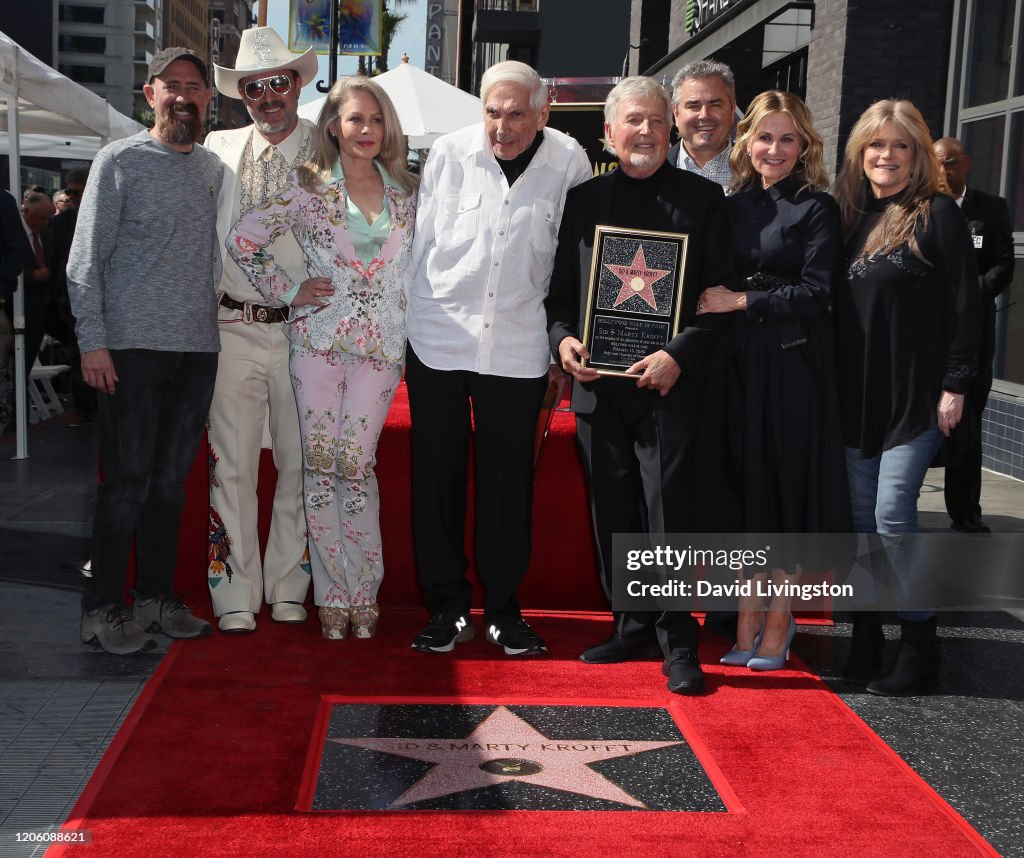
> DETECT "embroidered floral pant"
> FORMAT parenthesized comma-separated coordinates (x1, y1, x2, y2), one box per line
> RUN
(290, 347, 401, 609)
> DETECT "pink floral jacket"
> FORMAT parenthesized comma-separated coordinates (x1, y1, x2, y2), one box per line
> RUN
(226, 166, 416, 364)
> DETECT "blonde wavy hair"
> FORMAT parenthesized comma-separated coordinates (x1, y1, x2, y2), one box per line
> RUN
(297, 76, 417, 196)
(729, 91, 828, 195)
(835, 99, 940, 256)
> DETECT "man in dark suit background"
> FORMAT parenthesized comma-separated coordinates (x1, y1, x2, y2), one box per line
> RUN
(1, 189, 31, 304)
(18, 191, 74, 375)
(934, 137, 1015, 533)
(0, 188, 32, 433)
(1, 190, 66, 433)
(666, 59, 736, 190)
(546, 76, 736, 694)
(49, 166, 96, 426)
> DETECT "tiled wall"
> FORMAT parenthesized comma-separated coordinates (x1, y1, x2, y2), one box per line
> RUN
(983, 391, 1024, 481)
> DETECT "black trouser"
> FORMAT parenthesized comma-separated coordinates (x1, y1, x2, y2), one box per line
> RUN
(944, 309, 995, 523)
(406, 346, 546, 620)
(85, 349, 217, 610)
(575, 393, 700, 655)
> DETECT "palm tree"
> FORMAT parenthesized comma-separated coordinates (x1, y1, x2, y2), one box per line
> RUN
(375, 3, 410, 73)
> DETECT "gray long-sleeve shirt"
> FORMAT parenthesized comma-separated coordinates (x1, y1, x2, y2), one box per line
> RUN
(67, 130, 223, 354)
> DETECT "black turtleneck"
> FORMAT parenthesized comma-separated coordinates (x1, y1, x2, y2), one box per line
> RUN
(496, 130, 545, 186)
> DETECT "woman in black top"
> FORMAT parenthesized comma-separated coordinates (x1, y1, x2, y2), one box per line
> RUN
(697, 91, 849, 671)
(833, 99, 979, 695)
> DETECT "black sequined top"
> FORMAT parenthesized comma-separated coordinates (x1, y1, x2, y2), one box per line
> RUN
(834, 188, 979, 457)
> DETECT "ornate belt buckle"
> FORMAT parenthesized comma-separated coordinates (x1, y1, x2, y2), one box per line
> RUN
(256, 307, 269, 322)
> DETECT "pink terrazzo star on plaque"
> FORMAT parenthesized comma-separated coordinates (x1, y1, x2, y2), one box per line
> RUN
(330, 705, 683, 808)
(605, 245, 670, 311)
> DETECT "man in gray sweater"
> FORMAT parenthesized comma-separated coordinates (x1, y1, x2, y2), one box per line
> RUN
(68, 48, 224, 655)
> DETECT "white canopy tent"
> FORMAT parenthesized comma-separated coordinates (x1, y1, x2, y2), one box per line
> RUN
(1, 30, 142, 458)
(298, 61, 481, 149)
(0, 132, 103, 161)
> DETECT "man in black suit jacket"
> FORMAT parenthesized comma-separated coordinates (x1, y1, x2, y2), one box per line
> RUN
(546, 77, 736, 695)
(48, 167, 96, 425)
(665, 59, 736, 189)
(17, 192, 73, 375)
(0, 189, 33, 432)
(934, 138, 1015, 533)
(1, 191, 61, 432)
(1, 189, 31, 304)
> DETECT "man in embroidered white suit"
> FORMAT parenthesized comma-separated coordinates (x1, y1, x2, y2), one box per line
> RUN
(203, 27, 319, 633)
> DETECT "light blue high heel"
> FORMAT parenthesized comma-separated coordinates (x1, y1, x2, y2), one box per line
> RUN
(747, 616, 797, 671)
(719, 626, 764, 666)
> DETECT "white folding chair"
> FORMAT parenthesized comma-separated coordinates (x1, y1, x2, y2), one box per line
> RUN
(28, 358, 71, 423)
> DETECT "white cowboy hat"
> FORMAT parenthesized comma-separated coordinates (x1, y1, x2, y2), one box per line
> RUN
(213, 27, 319, 98)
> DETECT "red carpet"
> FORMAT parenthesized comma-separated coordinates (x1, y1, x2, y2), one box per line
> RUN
(51, 612, 995, 858)
(169, 382, 606, 612)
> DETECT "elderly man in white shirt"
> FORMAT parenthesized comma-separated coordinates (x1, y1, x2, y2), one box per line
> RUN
(406, 60, 590, 657)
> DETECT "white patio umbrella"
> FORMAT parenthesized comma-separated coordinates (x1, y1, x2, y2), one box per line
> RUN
(298, 60, 481, 149)
(1, 29, 143, 458)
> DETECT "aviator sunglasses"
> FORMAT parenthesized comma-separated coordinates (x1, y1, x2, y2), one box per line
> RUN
(241, 74, 293, 101)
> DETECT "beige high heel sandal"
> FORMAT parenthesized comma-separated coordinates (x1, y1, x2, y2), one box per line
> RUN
(318, 606, 350, 640)
(350, 604, 381, 639)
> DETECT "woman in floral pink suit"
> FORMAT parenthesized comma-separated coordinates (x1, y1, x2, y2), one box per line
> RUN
(227, 76, 417, 641)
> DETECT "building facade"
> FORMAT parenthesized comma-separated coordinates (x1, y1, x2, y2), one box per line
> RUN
(208, 0, 254, 131)
(2, 0, 253, 129)
(424, 0, 463, 86)
(631, 0, 1024, 479)
(432, 0, 632, 94)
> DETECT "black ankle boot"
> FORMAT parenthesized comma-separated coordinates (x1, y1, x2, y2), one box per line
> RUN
(867, 617, 940, 697)
(842, 612, 885, 682)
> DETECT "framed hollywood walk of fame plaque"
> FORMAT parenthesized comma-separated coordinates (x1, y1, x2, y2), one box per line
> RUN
(581, 226, 689, 376)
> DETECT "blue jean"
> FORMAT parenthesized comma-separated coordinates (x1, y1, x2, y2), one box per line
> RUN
(86, 349, 217, 610)
(845, 427, 943, 620)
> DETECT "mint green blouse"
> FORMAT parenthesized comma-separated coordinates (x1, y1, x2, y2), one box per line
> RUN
(331, 159, 392, 267)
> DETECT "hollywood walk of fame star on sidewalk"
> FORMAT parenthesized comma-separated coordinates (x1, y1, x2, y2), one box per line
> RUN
(330, 705, 683, 808)
(605, 245, 671, 311)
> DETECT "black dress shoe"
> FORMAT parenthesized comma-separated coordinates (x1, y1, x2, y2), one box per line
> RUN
(579, 634, 663, 664)
(950, 517, 991, 534)
(664, 650, 706, 695)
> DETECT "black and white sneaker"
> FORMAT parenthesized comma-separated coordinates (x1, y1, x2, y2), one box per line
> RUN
(485, 617, 547, 656)
(411, 613, 474, 653)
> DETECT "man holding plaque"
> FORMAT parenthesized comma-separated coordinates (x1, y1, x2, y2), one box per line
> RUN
(546, 76, 736, 694)
(406, 60, 591, 656)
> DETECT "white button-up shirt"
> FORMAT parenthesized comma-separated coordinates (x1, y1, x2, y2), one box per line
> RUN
(407, 123, 591, 378)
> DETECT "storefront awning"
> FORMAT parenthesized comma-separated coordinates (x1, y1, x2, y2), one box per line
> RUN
(644, 0, 812, 79)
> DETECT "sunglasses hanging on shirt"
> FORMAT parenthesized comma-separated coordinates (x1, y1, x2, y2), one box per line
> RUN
(241, 74, 293, 101)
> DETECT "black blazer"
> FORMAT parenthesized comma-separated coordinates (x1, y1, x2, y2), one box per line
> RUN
(0, 190, 31, 303)
(961, 187, 1014, 302)
(49, 208, 79, 325)
(545, 162, 737, 415)
(20, 225, 54, 321)
(22, 225, 53, 283)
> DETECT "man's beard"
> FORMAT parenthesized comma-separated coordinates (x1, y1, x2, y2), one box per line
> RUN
(156, 107, 203, 146)
(251, 101, 296, 136)
(626, 152, 659, 171)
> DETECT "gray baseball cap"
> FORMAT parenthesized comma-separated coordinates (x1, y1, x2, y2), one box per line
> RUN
(148, 47, 209, 85)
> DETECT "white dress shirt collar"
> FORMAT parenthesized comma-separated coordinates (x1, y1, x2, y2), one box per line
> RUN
(249, 121, 306, 163)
